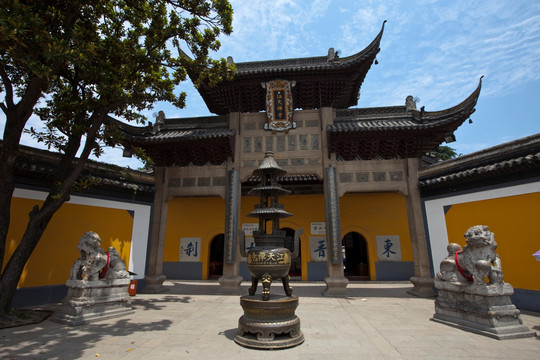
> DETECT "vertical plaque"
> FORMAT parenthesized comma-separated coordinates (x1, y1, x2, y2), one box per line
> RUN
(261, 80, 296, 132)
(224, 169, 239, 264)
(324, 167, 342, 265)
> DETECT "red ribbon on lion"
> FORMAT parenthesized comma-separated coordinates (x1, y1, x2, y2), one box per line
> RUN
(99, 251, 110, 280)
(455, 249, 473, 282)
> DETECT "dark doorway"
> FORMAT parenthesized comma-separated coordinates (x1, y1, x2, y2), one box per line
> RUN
(282, 227, 301, 278)
(342, 232, 369, 280)
(209, 234, 224, 279)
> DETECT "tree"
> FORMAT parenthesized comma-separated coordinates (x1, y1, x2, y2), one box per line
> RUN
(429, 145, 458, 161)
(0, 0, 233, 317)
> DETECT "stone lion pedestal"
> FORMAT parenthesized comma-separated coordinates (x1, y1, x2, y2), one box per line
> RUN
(53, 279, 134, 326)
(52, 231, 134, 325)
(432, 225, 535, 340)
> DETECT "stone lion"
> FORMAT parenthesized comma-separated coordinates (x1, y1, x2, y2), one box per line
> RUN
(437, 225, 503, 286)
(101, 247, 130, 280)
(69, 231, 129, 281)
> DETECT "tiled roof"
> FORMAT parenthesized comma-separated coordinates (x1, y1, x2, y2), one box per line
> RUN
(112, 115, 236, 166)
(329, 114, 467, 133)
(327, 77, 482, 160)
(111, 115, 232, 142)
(419, 152, 540, 188)
(8, 141, 155, 198)
(234, 56, 330, 74)
(233, 40, 379, 75)
(330, 78, 482, 133)
(331, 117, 427, 132)
(419, 133, 540, 189)
(133, 128, 235, 144)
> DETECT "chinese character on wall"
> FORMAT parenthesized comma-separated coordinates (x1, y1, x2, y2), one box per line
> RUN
(179, 237, 201, 262)
(376, 235, 401, 261)
(309, 236, 327, 262)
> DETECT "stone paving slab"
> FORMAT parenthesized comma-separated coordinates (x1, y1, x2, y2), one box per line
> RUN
(0, 281, 539, 359)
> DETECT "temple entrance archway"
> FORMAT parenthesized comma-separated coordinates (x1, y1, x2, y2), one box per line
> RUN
(282, 227, 301, 279)
(209, 234, 224, 279)
(342, 232, 369, 280)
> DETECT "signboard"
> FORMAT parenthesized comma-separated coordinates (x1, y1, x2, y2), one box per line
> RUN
(242, 223, 259, 236)
(310, 236, 327, 262)
(262, 80, 296, 132)
(179, 237, 201, 262)
(376, 235, 401, 261)
(310, 222, 326, 235)
(241, 223, 258, 261)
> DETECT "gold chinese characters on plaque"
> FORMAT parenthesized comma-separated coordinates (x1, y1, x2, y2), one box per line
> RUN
(261, 80, 296, 132)
(247, 250, 290, 265)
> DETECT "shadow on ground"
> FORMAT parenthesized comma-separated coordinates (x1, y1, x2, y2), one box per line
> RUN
(218, 328, 237, 341)
(158, 280, 419, 299)
(0, 309, 53, 329)
(0, 316, 172, 360)
(132, 294, 192, 311)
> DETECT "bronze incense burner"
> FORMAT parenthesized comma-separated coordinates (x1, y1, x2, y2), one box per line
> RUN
(235, 152, 304, 349)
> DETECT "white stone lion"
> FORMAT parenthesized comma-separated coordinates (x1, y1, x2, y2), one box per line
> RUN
(437, 225, 503, 286)
(69, 231, 129, 281)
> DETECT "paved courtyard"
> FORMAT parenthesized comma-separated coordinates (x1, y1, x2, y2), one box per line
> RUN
(1, 280, 539, 359)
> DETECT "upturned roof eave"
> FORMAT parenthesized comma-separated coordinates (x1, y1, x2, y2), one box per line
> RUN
(110, 114, 235, 145)
(328, 76, 483, 134)
(188, 21, 386, 114)
(415, 76, 483, 120)
(334, 20, 386, 63)
(106, 116, 153, 137)
(233, 21, 385, 77)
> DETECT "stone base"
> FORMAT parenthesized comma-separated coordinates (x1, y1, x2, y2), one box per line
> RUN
(322, 276, 349, 297)
(235, 295, 304, 349)
(432, 286, 535, 340)
(141, 274, 168, 294)
(407, 276, 436, 298)
(218, 275, 244, 295)
(52, 279, 133, 326)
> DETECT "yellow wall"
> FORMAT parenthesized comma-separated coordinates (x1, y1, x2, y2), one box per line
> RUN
(340, 192, 412, 280)
(163, 197, 226, 280)
(4, 197, 134, 288)
(444, 192, 540, 291)
(164, 195, 326, 280)
(164, 192, 411, 281)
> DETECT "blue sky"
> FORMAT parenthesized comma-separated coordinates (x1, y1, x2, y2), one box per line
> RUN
(4, 0, 540, 169)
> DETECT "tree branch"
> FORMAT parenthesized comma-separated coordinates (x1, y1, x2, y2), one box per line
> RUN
(0, 63, 14, 110)
(44, 110, 106, 209)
